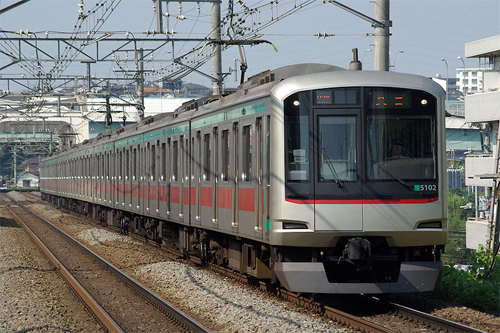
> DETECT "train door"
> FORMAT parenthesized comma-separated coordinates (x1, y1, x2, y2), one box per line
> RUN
(171, 138, 179, 220)
(125, 148, 131, 209)
(179, 135, 185, 221)
(193, 131, 201, 226)
(238, 120, 257, 236)
(212, 127, 219, 227)
(183, 135, 190, 222)
(254, 118, 263, 238)
(265, 116, 271, 240)
(218, 125, 232, 230)
(313, 109, 363, 231)
(200, 129, 212, 227)
(167, 138, 172, 219)
(155, 140, 160, 214)
(141, 144, 148, 215)
(132, 146, 139, 213)
(231, 122, 239, 231)
(118, 149, 124, 207)
(105, 153, 110, 204)
(159, 140, 167, 216)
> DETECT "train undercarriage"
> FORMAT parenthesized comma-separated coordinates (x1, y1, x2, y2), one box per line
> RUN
(42, 192, 444, 294)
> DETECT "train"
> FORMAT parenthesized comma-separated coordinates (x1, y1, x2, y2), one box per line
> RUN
(40, 61, 447, 294)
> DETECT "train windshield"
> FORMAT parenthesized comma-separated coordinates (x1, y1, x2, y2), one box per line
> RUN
(284, 87, 438, 200)
(365, 88, 437, 181)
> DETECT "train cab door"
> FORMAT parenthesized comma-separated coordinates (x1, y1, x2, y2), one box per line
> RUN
(254, 117, 264, 238)
(313, 109, 363, 231)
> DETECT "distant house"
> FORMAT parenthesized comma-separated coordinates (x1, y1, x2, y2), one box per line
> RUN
(23, 156, 42, 173)
(17, 171, 39, 188)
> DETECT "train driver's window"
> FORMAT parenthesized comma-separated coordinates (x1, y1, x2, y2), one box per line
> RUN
(318, 116, 357, 182)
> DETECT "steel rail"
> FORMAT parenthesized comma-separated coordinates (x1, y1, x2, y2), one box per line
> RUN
(389, 301, 487, 333)
(0, 195, 124, 333)
(9, 194, 211, 333)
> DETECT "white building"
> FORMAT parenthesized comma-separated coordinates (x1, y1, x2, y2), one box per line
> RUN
(456, 68, 484, 93)
(16, 171, 39, 188)
(463, 35, 500, 251)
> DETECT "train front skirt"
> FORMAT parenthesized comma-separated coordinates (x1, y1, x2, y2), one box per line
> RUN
(274, 261, 443, 294)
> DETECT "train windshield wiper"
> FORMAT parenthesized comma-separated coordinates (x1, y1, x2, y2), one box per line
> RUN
(370, 158, 411, 189)
(321, 148, 344, 188)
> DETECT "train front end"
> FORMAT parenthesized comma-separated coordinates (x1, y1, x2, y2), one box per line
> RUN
(270, 70, 447, 294)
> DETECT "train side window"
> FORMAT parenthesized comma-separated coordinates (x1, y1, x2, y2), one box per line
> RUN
(161, 142, 166, 181)
(185, 137, 189, 183)
(203, 133, 211, 182)
(173, 140, 178, 182)
(151, 143, 156, 181)
(125, 149, 130, 180)
(118, 150, 123, 180)
(284, 92, 311, 183)
(132, 148, 137, 180)
(242, 125, 252, 182)
(221, 130, 229, 182)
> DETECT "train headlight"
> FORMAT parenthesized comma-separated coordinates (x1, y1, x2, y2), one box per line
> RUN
(417, 221, 442, 228)
(283, 222, 308, 229)
(293, 100, 300, 107)
(421, 99, 428, 105)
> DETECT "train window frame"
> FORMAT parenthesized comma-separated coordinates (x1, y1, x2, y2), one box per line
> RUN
(132, 148, 137, 181)
(242, 125, 252, 182)
(221, 129, 230, 182)
(364, 87, 438, 183)
(151, 142, 156, 182)
(203, 133, 211, 182)
(118, 150, 123, 181)
(172, 140, 178, 182)
(125, 149, 130, 181)
(284, 91, 311, 184)
(314, 87, 360, 106)
(317, 115, 358, 183)
(161, 142, 166, 182)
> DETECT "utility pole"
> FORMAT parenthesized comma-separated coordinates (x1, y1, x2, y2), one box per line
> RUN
(328, 0, 391, 71)
(13, 145, 17, 187)
(211, 1, 222, 95)
(373, 0, 390, 71)
(136, 48, 145, 119)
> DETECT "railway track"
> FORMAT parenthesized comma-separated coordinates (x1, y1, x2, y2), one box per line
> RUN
(1, 192, 210, 333)
(11, 191, 493, 333)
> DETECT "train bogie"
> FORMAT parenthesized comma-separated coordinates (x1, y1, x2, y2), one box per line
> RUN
(41, 63, 447, 294)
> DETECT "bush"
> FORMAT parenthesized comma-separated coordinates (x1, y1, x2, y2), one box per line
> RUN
(433, 246, 500, 312)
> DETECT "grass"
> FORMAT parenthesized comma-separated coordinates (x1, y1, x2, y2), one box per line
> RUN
(431, 246, 500, 312)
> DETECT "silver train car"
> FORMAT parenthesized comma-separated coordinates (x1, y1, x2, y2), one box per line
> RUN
(40, 63, 447, 294)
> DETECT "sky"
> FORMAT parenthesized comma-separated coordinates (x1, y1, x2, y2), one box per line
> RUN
(0, 0, 499, 92)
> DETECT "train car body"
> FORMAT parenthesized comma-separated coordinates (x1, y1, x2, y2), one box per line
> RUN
(41, 63, 447, 294)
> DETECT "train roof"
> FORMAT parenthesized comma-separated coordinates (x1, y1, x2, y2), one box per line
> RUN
(43, 63, 445, 161)
(271, 69, 446, 101)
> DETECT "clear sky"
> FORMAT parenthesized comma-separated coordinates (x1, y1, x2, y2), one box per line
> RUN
(0, 0, 499, 91)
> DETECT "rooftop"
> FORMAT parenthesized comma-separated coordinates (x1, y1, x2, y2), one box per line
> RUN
(465, 35, 500, 58)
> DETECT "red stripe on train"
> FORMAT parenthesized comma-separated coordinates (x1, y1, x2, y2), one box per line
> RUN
(285, 198, 439, 204)
(200, 187, 212, 207)
(218, 187, 232, 209)
(238, 188, 255, 212)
